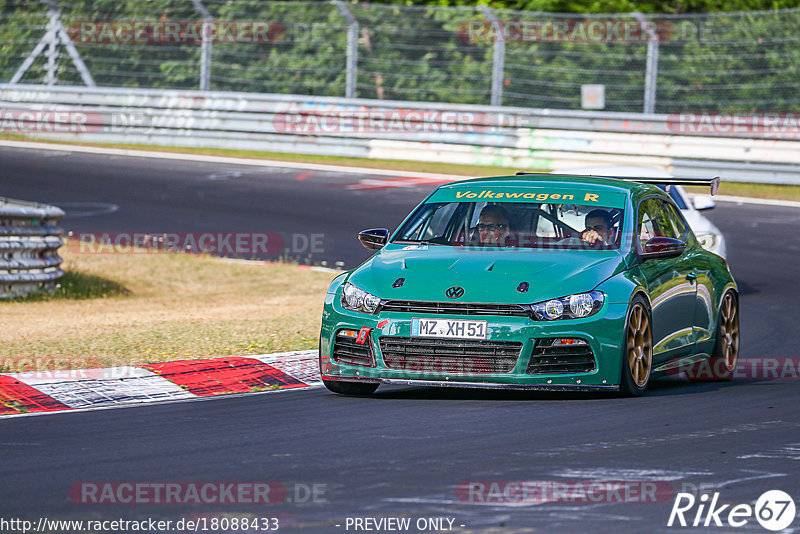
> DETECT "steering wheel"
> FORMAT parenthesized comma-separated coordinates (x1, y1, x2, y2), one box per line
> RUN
(557, 234, 605, 249)
(583, 236, 605, 250)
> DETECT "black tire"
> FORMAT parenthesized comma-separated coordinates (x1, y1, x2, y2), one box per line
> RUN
(687, 290, 740, 381)
(620, 295, 653, 397)
(322, 379, 379, 395)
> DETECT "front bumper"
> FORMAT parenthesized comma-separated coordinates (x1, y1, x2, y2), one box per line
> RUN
(320, 291, 630, 389)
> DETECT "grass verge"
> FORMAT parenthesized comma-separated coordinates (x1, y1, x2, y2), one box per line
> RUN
(0, 242, 334, 372)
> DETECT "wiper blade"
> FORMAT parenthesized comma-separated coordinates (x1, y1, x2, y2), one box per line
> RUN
(393, 240, 429, 245)
(392, 240, 448, 247)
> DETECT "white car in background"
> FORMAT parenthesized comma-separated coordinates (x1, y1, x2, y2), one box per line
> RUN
(553, 166, 727, 258)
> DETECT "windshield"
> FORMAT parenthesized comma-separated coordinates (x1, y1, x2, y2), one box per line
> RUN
(394, 201, 624, 250)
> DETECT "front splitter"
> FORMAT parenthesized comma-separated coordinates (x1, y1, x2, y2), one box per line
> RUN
(322, 375, 620, 392)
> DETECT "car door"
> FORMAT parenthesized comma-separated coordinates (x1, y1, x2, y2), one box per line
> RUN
(670, 204, 716, 351)
(636, 197, 697, 363)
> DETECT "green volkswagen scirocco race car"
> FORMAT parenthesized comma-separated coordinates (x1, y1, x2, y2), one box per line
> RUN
(319, 173, 739, 396)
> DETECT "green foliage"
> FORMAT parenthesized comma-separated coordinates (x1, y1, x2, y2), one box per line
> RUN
(1, 1, 797, 113)
(384, 0, 800, 14)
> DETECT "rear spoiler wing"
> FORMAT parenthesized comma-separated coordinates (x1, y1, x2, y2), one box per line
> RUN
(516, 172, 720, 196)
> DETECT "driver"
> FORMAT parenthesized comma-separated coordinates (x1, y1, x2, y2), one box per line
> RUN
(581, 209, 615, 247)
(476, 205, 511, 246)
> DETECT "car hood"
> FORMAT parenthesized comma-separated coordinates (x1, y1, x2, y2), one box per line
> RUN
(347, 246, 626, 304)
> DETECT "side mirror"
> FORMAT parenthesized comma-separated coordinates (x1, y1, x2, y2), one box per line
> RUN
(358, 228, 389, 250)
(641, 236, 686, 260)
(692, 195, 716, 211)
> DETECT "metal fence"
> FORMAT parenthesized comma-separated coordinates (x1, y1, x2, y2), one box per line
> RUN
(1, 1, 798, 114)
(0, 197, 65, 299)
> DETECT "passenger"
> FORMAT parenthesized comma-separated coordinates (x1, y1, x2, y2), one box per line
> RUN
(581, 209, 615, 247)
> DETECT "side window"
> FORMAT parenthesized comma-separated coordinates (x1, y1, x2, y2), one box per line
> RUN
(638, 197, 681, 242)
(662, 202, 688, 238)
(638, 199, 660, 242)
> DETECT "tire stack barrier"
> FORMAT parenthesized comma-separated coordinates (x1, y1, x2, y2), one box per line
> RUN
(0, 197, 65, 298)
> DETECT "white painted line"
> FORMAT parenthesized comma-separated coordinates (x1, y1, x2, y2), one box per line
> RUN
(309, 266, 340, 273)
(549, 468, 713, 481)
(0, 139, 461, 180)
(56, 201, 120, 219)
(712, 194, 800, 209)
(218, 257, 340, 273)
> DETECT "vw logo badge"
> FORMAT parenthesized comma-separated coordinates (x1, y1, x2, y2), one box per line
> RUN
(446, 286, 465, 299)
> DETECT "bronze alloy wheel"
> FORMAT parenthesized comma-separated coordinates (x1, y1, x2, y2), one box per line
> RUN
(718, 292, 740, 372)
(627, 303, 653, 388)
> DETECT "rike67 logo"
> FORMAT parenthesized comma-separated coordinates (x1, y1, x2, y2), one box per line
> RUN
(668, 490, 796, 531)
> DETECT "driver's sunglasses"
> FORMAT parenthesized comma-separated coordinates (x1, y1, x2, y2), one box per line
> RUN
(585, 225, 608, 232)
(477, 223, 507, 232)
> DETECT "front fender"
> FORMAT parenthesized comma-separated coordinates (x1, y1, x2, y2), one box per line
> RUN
(594, 267, 646, 306)
(326, 271, 349, 296)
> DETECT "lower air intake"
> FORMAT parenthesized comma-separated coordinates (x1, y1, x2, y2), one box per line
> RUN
(526, 338, 596, 374)
(332, 329, 375, 367)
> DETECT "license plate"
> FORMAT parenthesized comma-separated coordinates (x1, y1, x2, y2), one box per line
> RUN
(411, 318, 487, 340)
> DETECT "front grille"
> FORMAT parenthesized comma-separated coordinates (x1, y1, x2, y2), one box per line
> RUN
(377, 300, 530, 317)
(332, 330, 375, 367)
(526, 338, 596, 374)
(379, 337, 522, 375)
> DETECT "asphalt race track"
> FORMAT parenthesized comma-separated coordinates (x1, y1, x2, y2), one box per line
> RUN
(1, 145, 799, 533)
(0, 145, 428, 269)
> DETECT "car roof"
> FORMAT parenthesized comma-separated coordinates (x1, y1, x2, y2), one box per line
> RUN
(438, 173, 662, 198)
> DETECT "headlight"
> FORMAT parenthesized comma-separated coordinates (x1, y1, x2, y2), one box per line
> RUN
(696, 233, 717, 250)
(341, 282, 381, 314)
(531, 291, 604, 321)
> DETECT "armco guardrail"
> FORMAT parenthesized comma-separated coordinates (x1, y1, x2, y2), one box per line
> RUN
(2, 84, 800, 184)
(0, 197, 65, 299)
